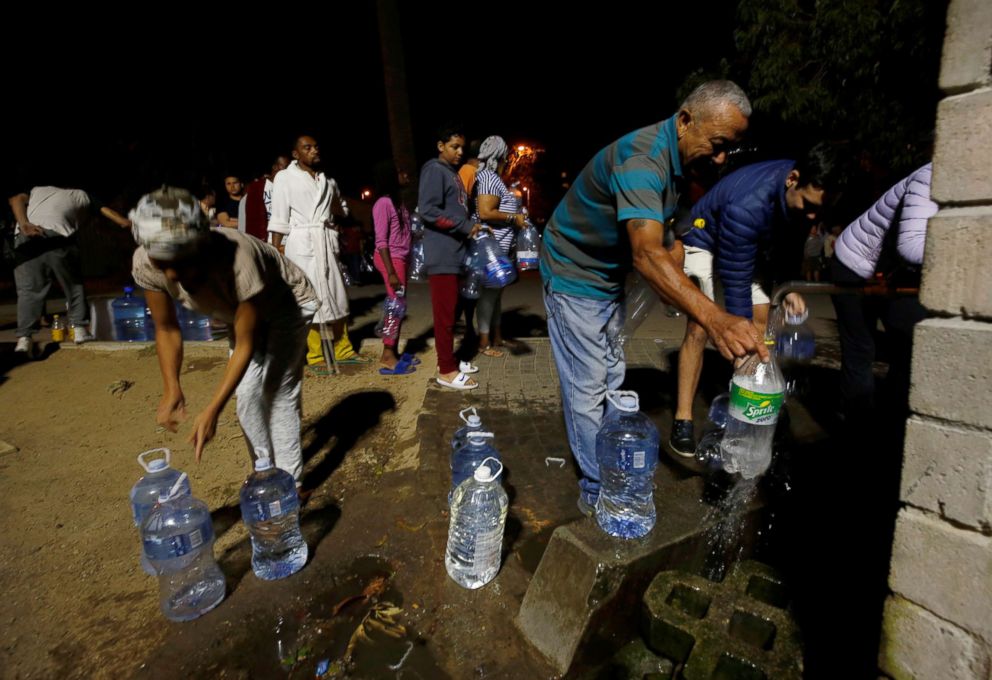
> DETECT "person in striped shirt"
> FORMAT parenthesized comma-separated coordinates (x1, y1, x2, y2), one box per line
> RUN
(540, 80, 766, 514)
(472, 135, 526, 357)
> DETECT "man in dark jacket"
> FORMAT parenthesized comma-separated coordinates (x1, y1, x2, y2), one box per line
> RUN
(418, 123, 486, 390)
(670, 143, 844, 456)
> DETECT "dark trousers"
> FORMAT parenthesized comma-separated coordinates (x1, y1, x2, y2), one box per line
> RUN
(830, 258, 926, 416)
(429, 274, 460, 374)
(14, 234, 88, 337)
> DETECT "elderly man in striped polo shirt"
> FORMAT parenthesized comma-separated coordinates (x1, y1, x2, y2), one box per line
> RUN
(540, 80, 768, 515)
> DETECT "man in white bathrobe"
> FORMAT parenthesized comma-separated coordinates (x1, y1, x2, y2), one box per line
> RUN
(268, 135, 369, 372)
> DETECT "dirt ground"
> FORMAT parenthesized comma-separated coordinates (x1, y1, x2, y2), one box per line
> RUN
(0, 343, 449, 679)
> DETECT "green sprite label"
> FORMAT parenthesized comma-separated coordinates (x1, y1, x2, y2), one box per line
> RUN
(729, 383, 783, 425)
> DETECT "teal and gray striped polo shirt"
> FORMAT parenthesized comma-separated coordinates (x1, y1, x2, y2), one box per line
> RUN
(540, 115, 683, 299)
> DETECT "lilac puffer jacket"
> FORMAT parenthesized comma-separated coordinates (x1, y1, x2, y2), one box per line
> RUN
(835, 163, 937, 279)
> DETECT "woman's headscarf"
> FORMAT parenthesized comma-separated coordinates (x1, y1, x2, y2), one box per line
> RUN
(478, 136, 509, 174)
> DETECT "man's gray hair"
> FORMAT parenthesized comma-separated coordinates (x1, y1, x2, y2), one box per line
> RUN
(680, 80, 752, 118)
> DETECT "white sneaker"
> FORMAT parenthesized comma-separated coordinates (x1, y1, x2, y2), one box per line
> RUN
(15, 336, 33, 353)
(72, 326, 94, 344)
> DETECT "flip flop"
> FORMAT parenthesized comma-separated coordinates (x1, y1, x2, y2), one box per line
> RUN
(436, 372, 479, 390)
(379, 356, 416, 375)
(336, 353, 374, 365)
(400, 353, 422, 366)
(481, 346, 505, 358)
(459, 360, 479, 374)
(306, 363, 332, 377)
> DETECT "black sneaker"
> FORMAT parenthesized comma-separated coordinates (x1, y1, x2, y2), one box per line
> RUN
(669, 419, 696, 458)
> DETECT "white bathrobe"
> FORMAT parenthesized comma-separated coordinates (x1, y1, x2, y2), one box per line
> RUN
(268, 161, 350, 323)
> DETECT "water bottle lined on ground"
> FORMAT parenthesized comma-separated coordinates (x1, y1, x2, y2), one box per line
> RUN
(450, 407, 484, 452)
(131, 448, 191, 575)
(113, 286, 149, 341)
(476, 233, 517, 288)
(239, 451, 308, 580)
(177, 304, 212, 341)
(516, 221, 540, 271)
(445, 457, 509, 589)
(142, 474, 226, 621)
(595, 390, 660, 539)
(51, 314, 65, 342)
(449, 429, 498, 503)
(720, 344, 786, 480)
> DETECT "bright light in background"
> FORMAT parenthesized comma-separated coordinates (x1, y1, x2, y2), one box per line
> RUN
(361, 189, 372, 200)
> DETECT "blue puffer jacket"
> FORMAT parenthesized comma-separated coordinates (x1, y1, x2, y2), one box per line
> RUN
(682, 160, 794, 318)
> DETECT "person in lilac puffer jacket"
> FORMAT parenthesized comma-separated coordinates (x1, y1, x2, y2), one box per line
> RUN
(831, 162, 936, 419)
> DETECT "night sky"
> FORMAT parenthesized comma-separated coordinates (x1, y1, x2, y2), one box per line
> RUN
(3, 2, 739, 214)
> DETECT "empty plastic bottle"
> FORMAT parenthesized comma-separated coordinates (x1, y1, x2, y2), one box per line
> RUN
(694, 393, 731, 475)
(408, 239, 426, 283)
(450, 407, 484, 452)
(775, 310, 816, 366)
(459, 268, 483, 300)
(131, 448, 192, 575)
(142, 474, 226, 621)
(595, 390, 660, 539)
(445, 457, 509, 589)
(450, 429, 499, 502)
(239, 451, 307, 580)
(515, 221, 540, 271)
(377, 293, 407, 342)
(720, 344, 786, 479)
(113, 286, 149, 341)
(610, 274, 658, 349)
(476, 233, 517, 288)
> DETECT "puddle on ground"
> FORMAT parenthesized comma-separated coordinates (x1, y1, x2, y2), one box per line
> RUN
(220, 556, 443, 679)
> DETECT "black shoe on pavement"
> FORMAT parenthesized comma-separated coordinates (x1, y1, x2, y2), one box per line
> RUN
(669, 419, 696, 458)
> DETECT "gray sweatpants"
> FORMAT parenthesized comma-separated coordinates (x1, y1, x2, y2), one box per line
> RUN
(13, 235, 89, 337)
(477, 287, 503, 335)
(235, 302, 315, 483)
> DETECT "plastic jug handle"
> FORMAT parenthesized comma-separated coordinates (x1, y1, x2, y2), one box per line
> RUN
(479, 456, 504, 480)
(165, 472, 188, 501)
(606, 390, 640, 411)
(137, 447, 171, 472)
(459, 406, 478, 425)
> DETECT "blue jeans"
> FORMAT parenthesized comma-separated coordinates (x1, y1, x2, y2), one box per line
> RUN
(543, 283, 625, 504)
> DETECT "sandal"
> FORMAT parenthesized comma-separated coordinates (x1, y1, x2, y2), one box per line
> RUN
(459, 360, 479, 374)
(436, 372, 479, 390)
(306, 363, 332, 377)
(379, 356, 416, 375)
(481, 346, 505, 358)
(400, 353, 422, 366)
(336, 353, 374, 365)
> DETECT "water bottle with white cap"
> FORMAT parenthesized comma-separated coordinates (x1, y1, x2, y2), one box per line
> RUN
(449, 428, 499, 503)
(595, 390, 660, 539)
(130, 448, 191, 575)
(239, 449, 308, 580)
(445, 457, 509, 589)
(141, 474, 226, 621)
(450, 407, 485, 452)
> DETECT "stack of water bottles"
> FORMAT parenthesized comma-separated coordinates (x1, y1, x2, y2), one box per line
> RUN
(595, 390, 660, 539)
(376, 288, 407, 343)
(239, 449, 308, 580)
(720, 342, 786, 480)
(475, 232, 517, 288)
(460, 239, 483, 300)
(141, 472, 226, 621)
(515, 214, 540, 272)
(113, 286, 151, 341)
(130, 448, 191, 575)
(408, 210, 427, 283)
